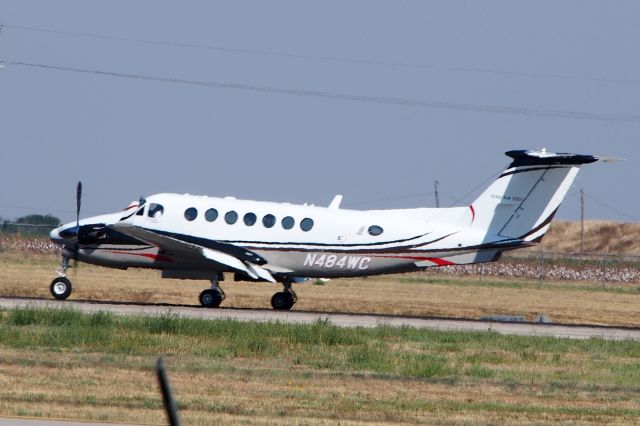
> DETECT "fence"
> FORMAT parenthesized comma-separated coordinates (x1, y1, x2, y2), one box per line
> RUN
(0, 224, 60, 254)
(0, 222, 58, 238)
(431, 251, 640, 284)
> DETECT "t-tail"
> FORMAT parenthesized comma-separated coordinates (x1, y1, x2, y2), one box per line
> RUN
(468, 149, 598, 246)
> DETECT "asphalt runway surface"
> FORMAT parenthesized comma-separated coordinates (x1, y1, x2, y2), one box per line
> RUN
(1, 296, 640, 341)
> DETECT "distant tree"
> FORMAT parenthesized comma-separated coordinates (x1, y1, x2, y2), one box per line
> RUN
(0, 214, 61, 237)
(15, 214, 61, 226)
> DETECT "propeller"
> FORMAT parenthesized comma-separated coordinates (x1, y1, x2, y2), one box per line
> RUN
(72, 181, 82, 269)
(76, 181, 82, 228)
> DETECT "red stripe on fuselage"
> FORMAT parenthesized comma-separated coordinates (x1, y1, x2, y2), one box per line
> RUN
(373, 255, 456, 266)
(111, 251, 174, 263)
(122, 203, 139, 211)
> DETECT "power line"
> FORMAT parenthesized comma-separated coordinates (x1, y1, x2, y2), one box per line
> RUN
(4, 60, 640, 124)
(5, 24, 640, 86)
(583, 192, 640, 221)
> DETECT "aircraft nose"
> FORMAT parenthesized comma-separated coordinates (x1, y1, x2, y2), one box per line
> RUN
(59, 225, 79, 239)
(50, 226, 61, 242)
(51, 225, 79, 242)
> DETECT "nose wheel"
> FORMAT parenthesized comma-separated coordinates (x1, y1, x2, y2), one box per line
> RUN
(50, 257, 73, 300)
(271, 280, 297, 310)
(50, 277, 72, 300)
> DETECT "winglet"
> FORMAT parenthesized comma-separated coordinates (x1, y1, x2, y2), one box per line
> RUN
(328, 194, 343, 210)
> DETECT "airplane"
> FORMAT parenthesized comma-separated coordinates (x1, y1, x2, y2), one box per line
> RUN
(49, 149, 600, 310)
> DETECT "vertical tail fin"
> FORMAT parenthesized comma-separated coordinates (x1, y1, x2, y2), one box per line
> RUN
(470, 150, 598, 242)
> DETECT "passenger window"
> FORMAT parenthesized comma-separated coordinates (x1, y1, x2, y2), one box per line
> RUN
(225, 211, 238, 224)
(300, 218, 314, 232)
(262, 214, 276, 228)
(205, 208, 218, 222)
(184, 207, 198, 221)
(244, 212, 257, 226)
(368, 225, 384, 236)
(148, 203, 164, 218)
(281, 216, 295, 230)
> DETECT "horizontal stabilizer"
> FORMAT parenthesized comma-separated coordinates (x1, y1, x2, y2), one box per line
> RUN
(505, 149, 598, 167)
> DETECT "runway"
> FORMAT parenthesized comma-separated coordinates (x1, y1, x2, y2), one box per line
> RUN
(1, 297, 639, 341)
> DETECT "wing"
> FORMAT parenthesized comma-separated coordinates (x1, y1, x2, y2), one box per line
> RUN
(109, 223, 278, 282)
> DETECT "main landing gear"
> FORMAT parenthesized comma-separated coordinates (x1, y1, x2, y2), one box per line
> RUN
(271, 280, 297, 311)
(50, 257, 72, 300)
(198, 276, 298, 310)
(199, 277, 226, 308)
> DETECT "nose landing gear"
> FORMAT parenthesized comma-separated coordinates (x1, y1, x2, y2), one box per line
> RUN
(50, 257, 72, 300)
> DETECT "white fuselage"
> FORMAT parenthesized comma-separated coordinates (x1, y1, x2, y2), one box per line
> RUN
(55, 193, 485, 279)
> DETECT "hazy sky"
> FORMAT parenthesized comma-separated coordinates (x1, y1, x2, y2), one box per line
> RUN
(1, 1, 639, 223)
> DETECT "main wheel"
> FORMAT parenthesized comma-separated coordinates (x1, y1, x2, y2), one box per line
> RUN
(199, 289, 223, 308)
(271, 291, 295, 310)
(50, 277, 72, 300)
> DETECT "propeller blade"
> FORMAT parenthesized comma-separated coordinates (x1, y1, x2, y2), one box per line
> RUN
(76, 181, 82, 228)
(74, 181, 83, 271)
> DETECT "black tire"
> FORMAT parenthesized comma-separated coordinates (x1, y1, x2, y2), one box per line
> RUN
(199, 289, 223, 308)
(50, 277, 72, 300)
(271, 291, 295, 310)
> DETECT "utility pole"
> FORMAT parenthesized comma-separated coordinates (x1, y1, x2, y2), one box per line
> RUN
(434, 180, 440, 208)
(580, 188, 585, 253)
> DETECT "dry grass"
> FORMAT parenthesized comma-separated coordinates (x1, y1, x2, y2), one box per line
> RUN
(2, 251, 640, 326)
(526, 220, 640, 255)
(0, 312, 639, 425)
(2, 225, 640, 425)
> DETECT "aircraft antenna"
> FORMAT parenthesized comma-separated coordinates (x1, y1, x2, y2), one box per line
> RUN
(434, 180, 440, 208)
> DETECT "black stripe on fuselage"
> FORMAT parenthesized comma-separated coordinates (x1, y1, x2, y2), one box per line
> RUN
(223, 231, 431, 249)
(156, 229, 451, 258)
(217, 231, 454, 255)
(77, 245, 154, 251)
(242, 238, 529, 255)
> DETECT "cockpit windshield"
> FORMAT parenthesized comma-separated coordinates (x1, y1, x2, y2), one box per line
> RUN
(148, 203, 164, 218)
(120, 198, 147, 221)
